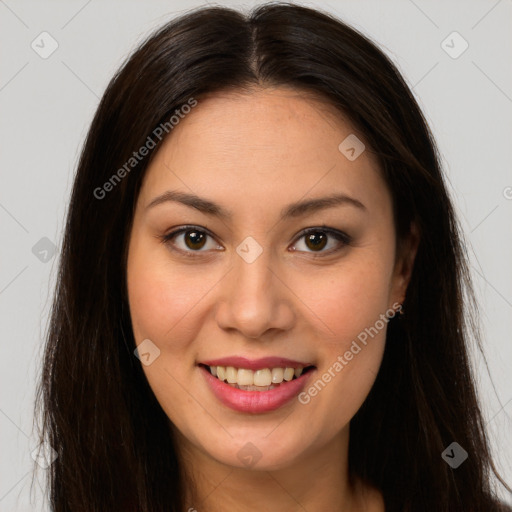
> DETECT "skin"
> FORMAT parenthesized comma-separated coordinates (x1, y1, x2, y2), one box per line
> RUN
(126, 86, 419, 511)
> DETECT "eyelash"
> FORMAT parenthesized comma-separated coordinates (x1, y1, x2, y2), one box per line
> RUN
(159, 225, 352, 258)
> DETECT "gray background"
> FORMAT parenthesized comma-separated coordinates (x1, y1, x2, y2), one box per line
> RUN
(1, 0, 511, 509)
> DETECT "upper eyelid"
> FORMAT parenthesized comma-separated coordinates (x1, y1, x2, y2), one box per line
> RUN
(165, 225, 218, 242)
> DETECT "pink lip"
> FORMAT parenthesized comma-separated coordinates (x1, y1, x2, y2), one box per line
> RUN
(201, 356, 314, 371)
(200, 365, 316, 414)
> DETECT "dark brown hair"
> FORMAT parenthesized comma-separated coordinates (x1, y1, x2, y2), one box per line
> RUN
(35, 3, 511, 511)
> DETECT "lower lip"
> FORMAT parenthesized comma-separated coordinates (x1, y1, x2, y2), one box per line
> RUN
(200, 365, 315, 414)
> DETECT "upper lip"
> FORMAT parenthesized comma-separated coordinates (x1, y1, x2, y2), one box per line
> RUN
(200, 356, 315, 371)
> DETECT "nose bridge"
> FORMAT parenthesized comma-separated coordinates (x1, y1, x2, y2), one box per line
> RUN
(231, 244, 276, 324)
(215, 238, 294, 338)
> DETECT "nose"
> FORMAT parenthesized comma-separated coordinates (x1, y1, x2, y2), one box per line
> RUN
(215, 246, 296, 340)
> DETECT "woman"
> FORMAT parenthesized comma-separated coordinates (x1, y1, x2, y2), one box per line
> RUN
(35, 3, 511, 511)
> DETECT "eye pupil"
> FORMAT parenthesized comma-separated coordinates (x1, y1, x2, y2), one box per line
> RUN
(185, 230, 206, 250)
(305, 232, 327, 251)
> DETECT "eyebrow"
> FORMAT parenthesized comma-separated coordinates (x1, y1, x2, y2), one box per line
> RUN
(145, 190, 366, 220)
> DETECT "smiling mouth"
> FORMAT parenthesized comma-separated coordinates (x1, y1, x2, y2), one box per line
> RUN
(199, 363, 316, 391)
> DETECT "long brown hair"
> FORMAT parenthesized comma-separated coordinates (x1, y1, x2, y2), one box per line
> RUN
(35, 3, 511, 511)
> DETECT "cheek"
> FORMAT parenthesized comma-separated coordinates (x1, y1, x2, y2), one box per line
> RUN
(294, 255, 394, 344)
(291, 251, 393, 431)
(127, 242, 216, 348)
(126, 243, 219, 432)
(304, 261, 389, 376)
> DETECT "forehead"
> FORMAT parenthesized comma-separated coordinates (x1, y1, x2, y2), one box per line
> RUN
(166, 87, 361, 164)
(138, 87, 390, 220)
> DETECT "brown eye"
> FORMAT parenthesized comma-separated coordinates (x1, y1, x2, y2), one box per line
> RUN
(183, 230, 207, 250)
(161, 226, 223, 255)
(291, 227, 351, 256)
(304, 232, 328, 251)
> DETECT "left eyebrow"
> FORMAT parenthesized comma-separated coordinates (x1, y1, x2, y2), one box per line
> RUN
(281, 193, 367, 219)
(145, 190, 366, 220)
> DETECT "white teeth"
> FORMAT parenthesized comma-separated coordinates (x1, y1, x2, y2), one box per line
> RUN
(253, 369, 272, 387)
(226, 366, 237, 384)
(271, 367, 284, 384)
(208, 365, 306, 387)
(237, 368, 254, 386)
(283, 368, 295, 381)
(216, 366, 226, 381)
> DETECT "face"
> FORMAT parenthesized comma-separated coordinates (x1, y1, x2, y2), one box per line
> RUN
(126, 87, 416, 472)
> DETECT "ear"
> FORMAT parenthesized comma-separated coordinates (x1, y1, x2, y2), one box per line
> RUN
(390, 221, 420, 307)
